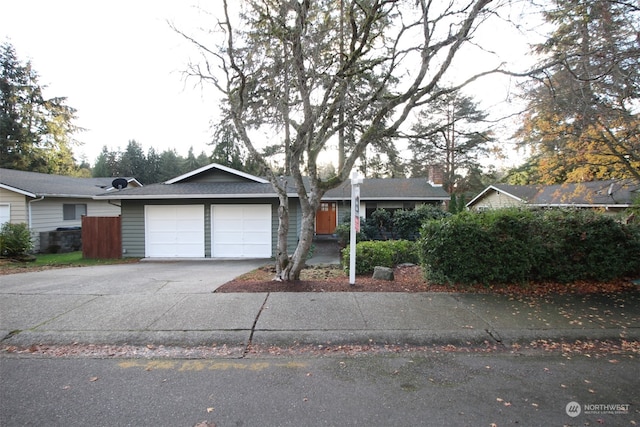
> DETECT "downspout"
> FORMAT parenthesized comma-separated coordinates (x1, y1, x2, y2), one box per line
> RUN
(28, 196, 45, 252)
(28, 196, 45, 229)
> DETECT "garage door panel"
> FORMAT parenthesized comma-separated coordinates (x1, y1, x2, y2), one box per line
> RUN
(145, 205, 205, 258)
(212, 205, 271, 258)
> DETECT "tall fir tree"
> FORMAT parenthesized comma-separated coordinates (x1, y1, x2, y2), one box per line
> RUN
(1, 42, 80, 174)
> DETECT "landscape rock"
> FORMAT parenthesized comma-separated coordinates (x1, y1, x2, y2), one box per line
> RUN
(372, 266, 394, 281)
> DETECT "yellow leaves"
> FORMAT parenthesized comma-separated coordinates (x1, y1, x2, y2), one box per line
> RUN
(496, 397, 511, 407)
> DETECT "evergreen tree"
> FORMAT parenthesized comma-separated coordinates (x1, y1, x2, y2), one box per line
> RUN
(408, 90, 494, 193)
(1, 42, 80, 173)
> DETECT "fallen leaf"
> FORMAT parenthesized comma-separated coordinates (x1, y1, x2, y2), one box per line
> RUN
(206, 407, 214, 413)
(496, 398, 504, 402)
(89, 377, 99, 382)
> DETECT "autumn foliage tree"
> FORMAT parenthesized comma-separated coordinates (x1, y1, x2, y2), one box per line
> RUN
(517, 0, 640, 184)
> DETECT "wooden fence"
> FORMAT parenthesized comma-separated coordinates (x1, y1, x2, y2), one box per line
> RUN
(82, 216, 122, 259)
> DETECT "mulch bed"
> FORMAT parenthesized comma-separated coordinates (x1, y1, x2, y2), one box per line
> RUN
(215, 264, 638, 296)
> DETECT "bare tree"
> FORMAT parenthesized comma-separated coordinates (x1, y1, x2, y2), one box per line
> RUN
(175, 0, 512, 280)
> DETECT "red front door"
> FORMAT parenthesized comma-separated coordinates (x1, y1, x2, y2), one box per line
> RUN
(316, 202, 337, 234)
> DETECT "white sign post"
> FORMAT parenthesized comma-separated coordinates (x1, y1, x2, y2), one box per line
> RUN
(349, 172, 363, 285)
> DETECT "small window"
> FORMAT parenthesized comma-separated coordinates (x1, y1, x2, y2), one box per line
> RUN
(0, 203, 9, 225)
(63, 204, 87, 220)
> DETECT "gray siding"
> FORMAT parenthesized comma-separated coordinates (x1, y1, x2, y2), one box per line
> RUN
(121, 202, 145, 257)
(287, 200, 299, 253)
(185, 170, 249, 183)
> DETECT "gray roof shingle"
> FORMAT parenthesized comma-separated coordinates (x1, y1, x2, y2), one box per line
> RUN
(0, 168, 139, 198)
(95, 176, 449, 201)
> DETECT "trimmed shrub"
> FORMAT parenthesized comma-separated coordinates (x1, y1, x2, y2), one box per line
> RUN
(0, 222, 34, 258)
(342, 240, 419, 275)
(418, 208, 640, 285)
(336, 205, 450, 244)
(392, 204, 451, 240)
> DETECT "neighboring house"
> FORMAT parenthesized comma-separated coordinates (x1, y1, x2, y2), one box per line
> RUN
(466, 180, 639, 216)
(0, 168, 141, 252)
(93, 163, 449, 259)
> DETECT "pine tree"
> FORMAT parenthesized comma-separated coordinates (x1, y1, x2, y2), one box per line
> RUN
(1, 42, 80, 173)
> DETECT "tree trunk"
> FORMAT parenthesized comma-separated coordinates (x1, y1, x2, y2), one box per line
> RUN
(273, 192, 290, 281)
(281, 208, 316, 281)
(277, 174, 323, 281)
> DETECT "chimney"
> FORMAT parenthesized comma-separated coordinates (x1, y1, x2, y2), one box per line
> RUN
(427, 165, 444, 187)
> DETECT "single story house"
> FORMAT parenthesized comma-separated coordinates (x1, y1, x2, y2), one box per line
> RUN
(0, 168, 141, 252)
(466, 179, 639, 216)
(93, 163, 449, 259)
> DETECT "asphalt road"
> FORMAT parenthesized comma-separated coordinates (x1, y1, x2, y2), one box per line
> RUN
(1, 351, 637, 426)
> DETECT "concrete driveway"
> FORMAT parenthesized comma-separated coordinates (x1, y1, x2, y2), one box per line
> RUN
(0, 259, 269, 295)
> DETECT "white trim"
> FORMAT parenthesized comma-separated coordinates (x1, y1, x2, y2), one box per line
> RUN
(93, 192, 297, 200)
(0, 203, 10, 225)
(165, 163, 269, 184)
(0, 183, 36, 198)
(530, 203, 630, 209)
(466, 185, 525, 208)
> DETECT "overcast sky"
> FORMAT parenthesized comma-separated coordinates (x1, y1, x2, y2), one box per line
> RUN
(2, 0, 219, 164)
(2, 1, 541, 168)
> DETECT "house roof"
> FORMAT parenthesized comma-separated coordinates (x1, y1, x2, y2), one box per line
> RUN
(467, 179, 639, 208)
(0, 168, 141, 198)
(324, 178, 449, 201)
(94, 163, 450, 202)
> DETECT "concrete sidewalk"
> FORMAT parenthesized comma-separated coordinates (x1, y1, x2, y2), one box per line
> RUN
(1, 258, 638, 350)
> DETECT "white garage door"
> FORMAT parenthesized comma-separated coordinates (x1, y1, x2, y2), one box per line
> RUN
(212, 204, 272, 258)
(145, 205, 205, 257)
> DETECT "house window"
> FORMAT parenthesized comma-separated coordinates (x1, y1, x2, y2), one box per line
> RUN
(63, 204, 86, 220)
(0, 203, 9, 225)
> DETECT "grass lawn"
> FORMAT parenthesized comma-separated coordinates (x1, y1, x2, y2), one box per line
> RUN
(0, 251, 139, 274)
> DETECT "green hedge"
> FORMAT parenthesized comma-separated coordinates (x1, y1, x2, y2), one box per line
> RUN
(419, 208, 640, 285)
(342, 240, 420, 275)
